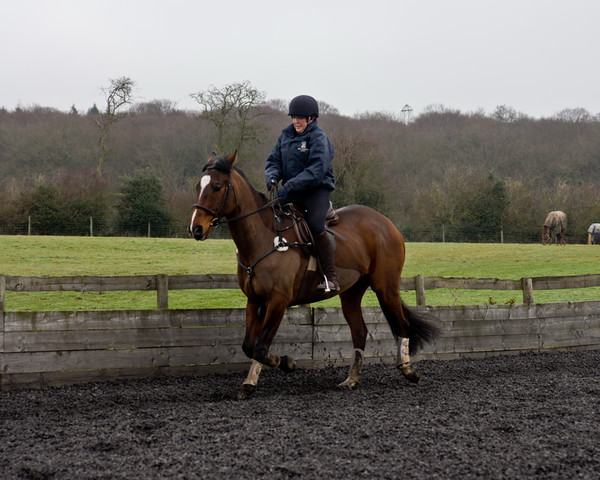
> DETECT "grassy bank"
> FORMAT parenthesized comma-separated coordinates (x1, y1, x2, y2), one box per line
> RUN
(2, 236, 600, 311)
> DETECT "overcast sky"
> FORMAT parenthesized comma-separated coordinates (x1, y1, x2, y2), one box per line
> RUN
(2, 0, 599, 119)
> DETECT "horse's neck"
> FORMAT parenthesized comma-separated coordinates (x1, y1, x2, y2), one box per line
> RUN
(228, 178, 273, 257)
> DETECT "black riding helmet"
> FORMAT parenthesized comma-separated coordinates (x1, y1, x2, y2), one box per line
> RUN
(288, 95, 319, 118)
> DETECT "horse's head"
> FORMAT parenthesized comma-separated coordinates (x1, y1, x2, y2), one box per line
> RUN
(541, 225, 551, 245)
(189, 151, 237, 241)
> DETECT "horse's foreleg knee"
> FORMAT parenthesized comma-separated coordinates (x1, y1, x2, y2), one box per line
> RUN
(396, 337, 420, 384)
(338, 348, 364, 389)
(242, 341, 253, 360)
(252, 344, 296, 372)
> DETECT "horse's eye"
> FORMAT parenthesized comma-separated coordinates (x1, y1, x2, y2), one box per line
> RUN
(214, 184, 222, 192)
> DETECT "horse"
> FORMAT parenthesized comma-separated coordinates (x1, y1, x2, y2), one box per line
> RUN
(189, 152, 438, 398)
(542, 211, 567, 245)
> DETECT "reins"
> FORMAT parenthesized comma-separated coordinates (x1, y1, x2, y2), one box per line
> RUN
(193, 163, 311, 296)
(193, 170, 278, 229)
(235, 207, 310, 296)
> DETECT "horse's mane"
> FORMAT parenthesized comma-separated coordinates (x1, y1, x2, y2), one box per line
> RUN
(233, 166, 270, 204)
(203, 155, 269, 205)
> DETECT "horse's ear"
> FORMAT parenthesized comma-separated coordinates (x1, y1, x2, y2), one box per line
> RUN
(207, 152, 217, 164)
(226, 150, 238, 166)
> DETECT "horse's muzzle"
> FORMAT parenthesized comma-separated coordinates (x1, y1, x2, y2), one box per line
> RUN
(189, 225, 207, 241)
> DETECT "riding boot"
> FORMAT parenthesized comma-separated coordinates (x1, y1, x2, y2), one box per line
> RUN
(314, 231, 340, 292)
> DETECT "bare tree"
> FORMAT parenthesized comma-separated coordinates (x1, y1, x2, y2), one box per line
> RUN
(190, 81, 266, 153)
(131, 99, 177, 116)
(492, 104, 526, 122)
(95, 76, 134, 176)
(554, 107, 593, 123)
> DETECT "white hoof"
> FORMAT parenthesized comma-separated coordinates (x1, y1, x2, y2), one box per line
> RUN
(337, 377, 359, 390)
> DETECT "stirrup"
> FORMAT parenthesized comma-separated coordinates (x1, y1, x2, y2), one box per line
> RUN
(317, 275, 339, 292)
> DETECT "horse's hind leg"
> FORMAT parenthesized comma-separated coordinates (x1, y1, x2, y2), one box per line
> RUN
(396, 335, 420, 383)
(371, 282, 421, 384)
(338, 281, 369, 389)
(559, 230, 566, 245)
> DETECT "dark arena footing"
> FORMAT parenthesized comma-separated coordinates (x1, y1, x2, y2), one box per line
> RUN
(1, 350, 599, 479)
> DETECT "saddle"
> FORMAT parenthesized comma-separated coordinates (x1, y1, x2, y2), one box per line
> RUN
(278, 202, 339, 248)
(276, 202, 339, 273)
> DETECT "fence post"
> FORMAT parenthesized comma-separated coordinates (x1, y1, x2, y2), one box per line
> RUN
(0, 275, 4, 361)
(0, 274, 5, 313)
(148, 222, 151, 238)
(90, 217, 93, 237)
(521, 277, 534, 304)
(28, 216, 31, 235)
(415, 274, 426, 306)
(156, 274, 169, 309)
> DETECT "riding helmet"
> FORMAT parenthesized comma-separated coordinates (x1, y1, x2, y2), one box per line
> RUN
(288, 95, 319, 118)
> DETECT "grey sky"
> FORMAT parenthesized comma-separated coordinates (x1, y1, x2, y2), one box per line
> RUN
(2, 0, 599, 118)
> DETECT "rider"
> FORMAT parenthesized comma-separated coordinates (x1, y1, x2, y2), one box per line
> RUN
(265, 94, 340, 292)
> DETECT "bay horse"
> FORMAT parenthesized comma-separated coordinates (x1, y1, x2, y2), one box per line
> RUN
(542, 210, 567, 245)
(189, 152, 437, 398)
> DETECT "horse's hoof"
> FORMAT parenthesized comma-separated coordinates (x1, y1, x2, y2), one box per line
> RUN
(337, 377, 359, 390)
(237, 383, 256, 400)
(278, 355, 296, 373)
(398, 364, 421, 384)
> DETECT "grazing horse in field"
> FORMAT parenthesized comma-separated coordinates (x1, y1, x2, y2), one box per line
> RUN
(542, 211, 567, 245)
(189, 152, 437, 398)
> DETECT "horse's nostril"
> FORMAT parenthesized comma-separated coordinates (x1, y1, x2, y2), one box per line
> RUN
(191, 225, 203, 240)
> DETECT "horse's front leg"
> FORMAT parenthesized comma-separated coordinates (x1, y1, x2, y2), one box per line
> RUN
(238, 298, 295, 398)
(238, 360, 263, 400)
(253, 299, 297, 372)
(396, 337, 420, 383)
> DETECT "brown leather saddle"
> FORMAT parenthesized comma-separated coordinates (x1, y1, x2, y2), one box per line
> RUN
(277, 202, 339, 249)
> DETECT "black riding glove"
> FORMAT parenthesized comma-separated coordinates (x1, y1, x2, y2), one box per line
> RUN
(267, 178, 278, 192)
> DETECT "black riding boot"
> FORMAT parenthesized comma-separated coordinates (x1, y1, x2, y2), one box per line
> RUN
(314, 231, 340, 292)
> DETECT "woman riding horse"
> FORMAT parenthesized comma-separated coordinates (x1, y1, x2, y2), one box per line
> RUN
(265, 95, 339, 292)
(190, 152, 437, 398)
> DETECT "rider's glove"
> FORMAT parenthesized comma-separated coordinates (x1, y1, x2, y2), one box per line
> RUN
(267, 178, 278, 192)
(277, 187, 288, 204)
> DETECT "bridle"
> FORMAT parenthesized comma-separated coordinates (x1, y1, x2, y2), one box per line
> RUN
(192, 165, 278, 229)
(191, 163, 310, 295)
(193, 178, 233, 229)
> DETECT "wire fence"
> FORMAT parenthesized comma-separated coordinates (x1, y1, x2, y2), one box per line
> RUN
(0, 217, 585, 244)
(0, 218, 227, 239)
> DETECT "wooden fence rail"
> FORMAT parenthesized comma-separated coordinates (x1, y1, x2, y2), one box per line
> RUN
(2, 273, 600, 390)
(3, 273, 600, 310)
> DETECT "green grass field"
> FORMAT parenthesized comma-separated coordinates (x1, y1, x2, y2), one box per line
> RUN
(2, 235, 600, 311)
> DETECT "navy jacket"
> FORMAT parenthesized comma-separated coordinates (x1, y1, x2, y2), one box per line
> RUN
(265, 120, 335, 194)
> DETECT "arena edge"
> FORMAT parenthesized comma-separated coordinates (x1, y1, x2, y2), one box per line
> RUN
(1, 273, 600, 390)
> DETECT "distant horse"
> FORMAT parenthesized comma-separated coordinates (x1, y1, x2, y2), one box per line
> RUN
(189, 152, 437, 398)
(542, 211, 567, 245)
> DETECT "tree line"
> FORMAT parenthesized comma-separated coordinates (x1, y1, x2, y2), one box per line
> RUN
(1, 82, 600, 243)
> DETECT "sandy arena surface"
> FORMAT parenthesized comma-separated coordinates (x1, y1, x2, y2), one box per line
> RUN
(1, 349, 599, 479)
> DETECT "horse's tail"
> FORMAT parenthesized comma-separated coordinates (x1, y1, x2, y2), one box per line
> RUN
(398, 302, 439, 354)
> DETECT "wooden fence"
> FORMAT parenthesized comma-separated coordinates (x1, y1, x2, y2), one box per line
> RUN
(1, 273, 600, 390)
